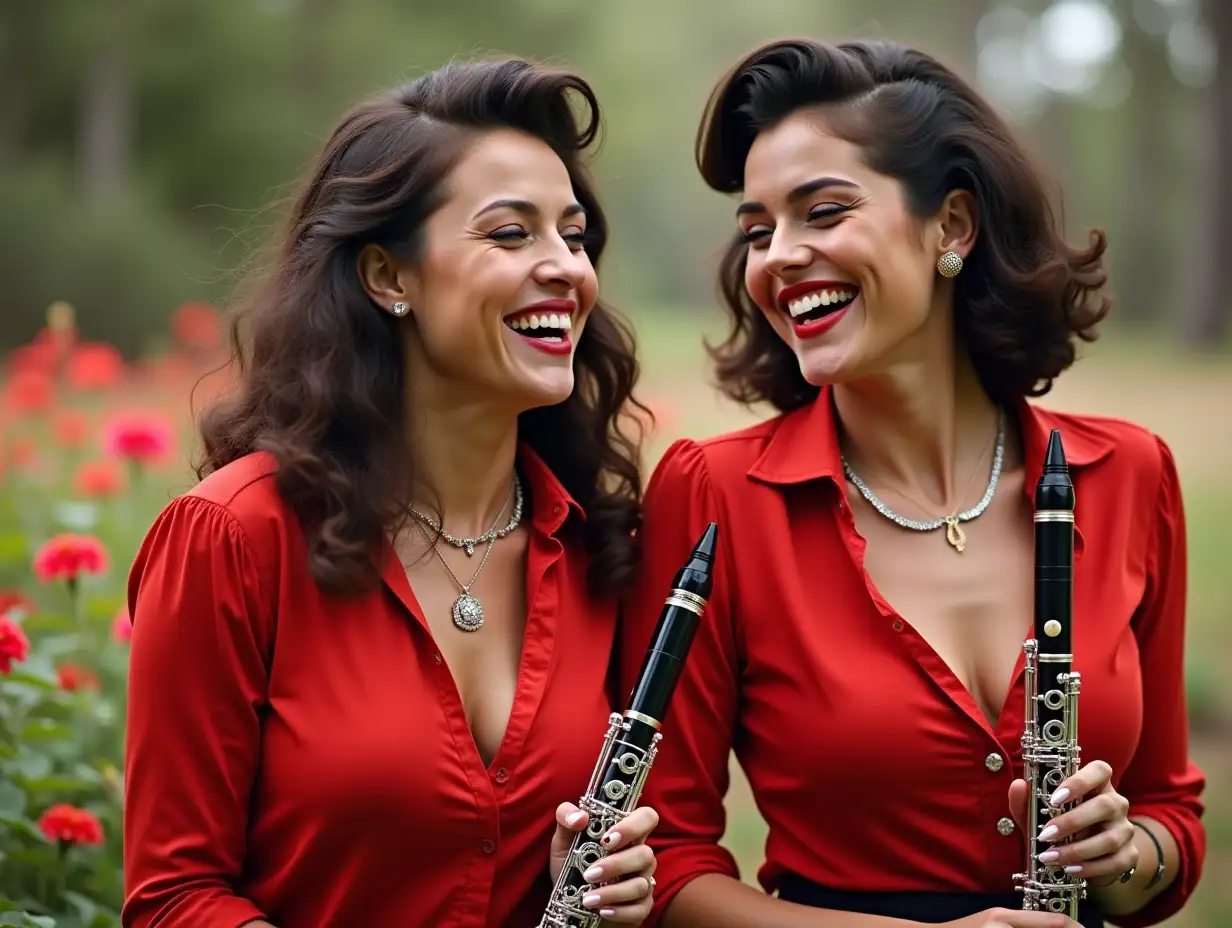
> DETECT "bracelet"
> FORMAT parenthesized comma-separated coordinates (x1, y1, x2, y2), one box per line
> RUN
(1132, 820, 1166, 888)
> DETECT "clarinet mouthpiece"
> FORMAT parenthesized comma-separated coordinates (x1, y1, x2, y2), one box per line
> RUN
(1044, 429, 1068, 474)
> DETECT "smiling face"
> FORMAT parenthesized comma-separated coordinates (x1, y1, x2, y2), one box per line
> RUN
(369, 127, 598, 411)
(736, 107, 972, 387)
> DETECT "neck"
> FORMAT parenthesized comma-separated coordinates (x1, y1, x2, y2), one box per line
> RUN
(402, 366, 521, 542)
(832, 338, 1002, 515)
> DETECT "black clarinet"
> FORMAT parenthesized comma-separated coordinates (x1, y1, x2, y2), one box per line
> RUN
(538, 522, 719, 928)
(1015, 429, 1085, 916)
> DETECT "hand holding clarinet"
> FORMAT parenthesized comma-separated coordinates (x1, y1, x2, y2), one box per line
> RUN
(538, 523, 719, 928)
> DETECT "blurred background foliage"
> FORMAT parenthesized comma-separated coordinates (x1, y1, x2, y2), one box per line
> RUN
(0, 0, 1228, 355)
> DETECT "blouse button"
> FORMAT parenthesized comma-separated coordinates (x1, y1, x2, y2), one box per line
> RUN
(494, 767, 509, 783)
(996, 817, 1016, 836)
(481, 838, 496, 854)
(433, 652, 442, 665)
(892, 620, 904, 632)
(985, 752, 1005, 773)
(552, 503, 562, 515)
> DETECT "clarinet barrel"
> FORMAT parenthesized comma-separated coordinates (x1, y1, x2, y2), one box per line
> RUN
(1015, 429, 1085, 916)
(537, 522, 718, 928)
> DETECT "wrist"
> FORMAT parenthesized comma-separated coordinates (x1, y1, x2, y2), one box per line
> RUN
(1089, 820, 1165, 913)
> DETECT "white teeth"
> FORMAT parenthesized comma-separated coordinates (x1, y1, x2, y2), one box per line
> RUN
(786, 288, 856, 318)
(506, 312, 573, 333)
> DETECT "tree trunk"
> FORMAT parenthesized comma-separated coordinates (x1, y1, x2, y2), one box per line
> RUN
(1182, 0, 1232, 346)
(78, 0, 134, 200)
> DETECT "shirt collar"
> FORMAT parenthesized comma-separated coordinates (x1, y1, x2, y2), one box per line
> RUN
(517, 441, 585, 534)
(747, 386, 1116, 487)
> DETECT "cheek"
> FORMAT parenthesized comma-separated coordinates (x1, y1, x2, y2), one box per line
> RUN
(743, 254, 775, 315)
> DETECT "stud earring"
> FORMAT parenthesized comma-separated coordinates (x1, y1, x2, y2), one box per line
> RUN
(391, 302, 409, 316)
(937, 251, 963, 278)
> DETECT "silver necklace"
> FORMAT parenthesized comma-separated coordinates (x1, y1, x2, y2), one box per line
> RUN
(409, 474, 523, 556)
(840, 409, 1005, 553)
(412, 475, 522, 632)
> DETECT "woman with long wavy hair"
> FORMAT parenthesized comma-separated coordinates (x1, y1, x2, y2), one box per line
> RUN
(122, 58, 659, 928)
(621, 37, 1205, 928)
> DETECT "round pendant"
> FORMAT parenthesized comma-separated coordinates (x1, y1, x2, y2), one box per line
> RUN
(452, 592, 485, 632)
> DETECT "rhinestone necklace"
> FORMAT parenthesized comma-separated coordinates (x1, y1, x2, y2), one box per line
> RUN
(840, 409, 1005, 553)
(410, 474, 524, 556)
(411, 474, 522, 632)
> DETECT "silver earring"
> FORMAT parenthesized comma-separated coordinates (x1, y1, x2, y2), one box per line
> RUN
(391, 301, 409, 316)
(937, 251, 963, 278)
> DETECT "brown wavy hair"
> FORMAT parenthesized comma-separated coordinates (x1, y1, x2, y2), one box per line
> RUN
(197, 58, 648, 597)
(695, 37, 1112, 413)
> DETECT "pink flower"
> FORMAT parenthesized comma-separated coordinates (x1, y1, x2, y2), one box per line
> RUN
(57, 663, 100, 692)
(0, 616, 30, 673)
(103, 411, 175, 466)
(68, 342, 125, 390)
(32, 534, 109, 584)
(75, 459, 124, 497)
(38, 804, 104, 846)
(111, 606, 133, 644)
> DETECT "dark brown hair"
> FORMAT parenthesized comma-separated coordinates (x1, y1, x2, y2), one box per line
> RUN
(696, 37, 1111, 412)
(197, 58, 647, 597)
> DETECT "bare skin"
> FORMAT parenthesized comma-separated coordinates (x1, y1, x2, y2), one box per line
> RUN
(660, 106, 1174, 927)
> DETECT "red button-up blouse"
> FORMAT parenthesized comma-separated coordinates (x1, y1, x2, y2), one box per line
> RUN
(123, 447, 617, 928)
(620, 388, 1205, 928)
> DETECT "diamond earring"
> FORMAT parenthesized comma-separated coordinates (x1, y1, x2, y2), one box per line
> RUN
(391, 302, 409, 316)
(937, 251, 963, 278)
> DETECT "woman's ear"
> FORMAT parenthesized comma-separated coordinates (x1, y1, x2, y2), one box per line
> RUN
(936, 188, 978, 260)
(358, 243, 420, 317)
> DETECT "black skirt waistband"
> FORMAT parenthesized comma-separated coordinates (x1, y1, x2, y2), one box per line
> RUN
(777, 874, 1105, 927)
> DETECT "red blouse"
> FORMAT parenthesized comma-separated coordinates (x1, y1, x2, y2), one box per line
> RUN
(123, 447, 616, 928)
(620, 388, 1205, 928)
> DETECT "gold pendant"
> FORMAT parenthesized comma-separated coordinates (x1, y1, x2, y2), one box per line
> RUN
(943, 517, 966, 552)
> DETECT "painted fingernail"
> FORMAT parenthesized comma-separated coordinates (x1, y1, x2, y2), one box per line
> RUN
(582, 893, 601, 907)
(1039, 825, 1059, 842)
(599, 910, 616, 918)
(602, 831, 621, 846)
(1065, 865, 1083, 874)
(584, 866, 603, 882)
(1038, 850, 1060, 863)
(566, 811, 585, 826)
(1049, 788, 1071, 807)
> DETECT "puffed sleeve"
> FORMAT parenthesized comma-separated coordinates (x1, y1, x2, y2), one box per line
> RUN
(1113, 436, 1206, 928)
(619, 439, 742, 925)
(122, 494, 273, 928)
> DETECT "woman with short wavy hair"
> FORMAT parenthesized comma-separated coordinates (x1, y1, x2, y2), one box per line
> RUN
(122, 58, 659, 928)
(621, 37, 1204, 928)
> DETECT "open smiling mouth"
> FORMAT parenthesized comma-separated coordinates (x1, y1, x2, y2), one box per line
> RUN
(503, 303, 574, 356)
(779, 283, 860, 337)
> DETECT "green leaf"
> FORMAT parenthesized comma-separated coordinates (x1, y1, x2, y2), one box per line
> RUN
(10, 752, 52, 781)
(0, 779, 27, 818)
(63, 894, 96, 925)
(0, 913, 57, 927)
(0, 668, 58, 690)
(20, 720, 72, 742)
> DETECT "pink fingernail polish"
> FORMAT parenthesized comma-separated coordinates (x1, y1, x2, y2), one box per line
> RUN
(599, 910, 616, 918)
(1039, 825, 1059, 842)
(1038, 850, 1060, 863)
(602, 831, 620, 846)
(566, 811, 584, 826)
(1064, 865, 1083, 874)
(582, 893, 600, 907)
(1049, 788, 1071, 807)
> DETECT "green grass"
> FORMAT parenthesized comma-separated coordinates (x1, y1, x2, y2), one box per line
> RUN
(626, 310, 1232, 926)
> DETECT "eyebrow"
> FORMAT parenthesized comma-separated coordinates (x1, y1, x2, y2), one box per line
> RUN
(735, 176, 859, 217)
(473, 198, 587, 220)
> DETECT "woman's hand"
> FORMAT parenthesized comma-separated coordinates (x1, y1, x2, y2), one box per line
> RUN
(1008, 759, 1137, 887)
(548, 802, 659, 923)
(941, 911, 1081, 927)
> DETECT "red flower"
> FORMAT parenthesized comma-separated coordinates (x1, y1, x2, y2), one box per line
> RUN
(53, 409, 90, 448)
(1, 369, 54, 415)
(32, 534, 109, 584)
(171, 302, 223, 352)
(0, 590, 35, 619)
(75, 459, 124, 497)
(68, 343, 125, 390)
(111, 606, 133, 644)
(0, 616, 30, 673)
(103, 411, 175, 466)
(37, 804, 104, 846)
(57, 663, 100, 692)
